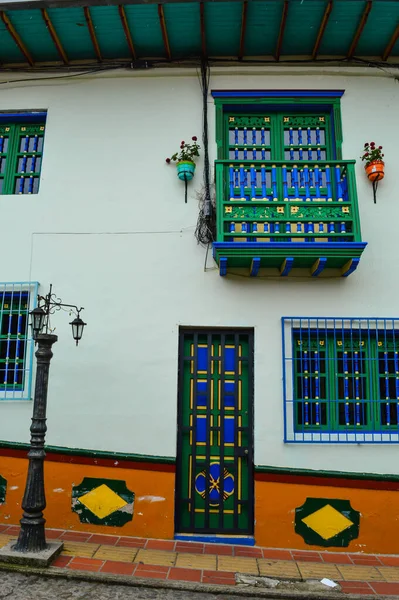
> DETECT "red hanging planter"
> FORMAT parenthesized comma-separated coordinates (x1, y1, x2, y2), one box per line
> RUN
(365, 159, 385, 182)
(361, 142, 385, 203)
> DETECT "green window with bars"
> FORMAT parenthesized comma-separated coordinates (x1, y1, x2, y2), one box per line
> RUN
(283, 318, 399, 443)
(224, 112, 335, 163)
(294, 335, 371, 431)
(0, 122, 45, 195)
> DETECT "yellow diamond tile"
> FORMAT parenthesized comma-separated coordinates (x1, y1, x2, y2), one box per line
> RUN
(258, 559, 300, 579)
(298, 562, 341, 580)
(175, 553, 217, 571)
(78, 484, 128, 520)
(61, 542, 100, 557)
(337, 565, 385, 581)
(0, 535, 15, 548)
(377, 567, 399, 581)
(302, 504, 353, 541)
(218, 556, 259, 575)
(135, 549, 176, 567)
(94, 545, 137, 562)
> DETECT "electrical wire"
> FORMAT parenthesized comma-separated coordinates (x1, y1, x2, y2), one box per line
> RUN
(0, 66, 126, 85)
(195, 58, 217, 247)
(0, 55, 397, 87)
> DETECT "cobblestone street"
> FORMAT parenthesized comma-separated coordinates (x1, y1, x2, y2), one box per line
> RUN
(0, 572, 248, 600)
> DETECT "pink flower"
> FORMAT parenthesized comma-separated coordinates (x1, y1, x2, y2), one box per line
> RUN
(192, 136, 197, 141)
(371, 141, 375, 145)
(165, 158, 171, 163)
(181, 140, 185, 145)
(364, 142, 368, 147)
(379, 146, 383, 149)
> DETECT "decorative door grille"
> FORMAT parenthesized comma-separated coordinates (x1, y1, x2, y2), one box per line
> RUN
(176, 329, 254, 535)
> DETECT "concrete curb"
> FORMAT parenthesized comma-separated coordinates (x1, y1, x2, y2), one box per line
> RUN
(0, 561, 393, 599)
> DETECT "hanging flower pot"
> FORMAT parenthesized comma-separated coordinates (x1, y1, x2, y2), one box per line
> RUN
(361, 142, 385, 203)
(365, 159, 385, 182)
(176, 160, 196, 181)
(166, 137, 200, 202)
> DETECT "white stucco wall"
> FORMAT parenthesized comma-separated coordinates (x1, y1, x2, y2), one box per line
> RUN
(0, 65, 397, 474)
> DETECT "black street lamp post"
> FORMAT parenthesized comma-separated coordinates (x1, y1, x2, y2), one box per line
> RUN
(13, 333, 58, 553)
(0, 285, 86, 565)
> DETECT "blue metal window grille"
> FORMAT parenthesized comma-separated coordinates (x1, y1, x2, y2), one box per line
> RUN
(0, 282, 38, 401)
(282, 317, 399, 443)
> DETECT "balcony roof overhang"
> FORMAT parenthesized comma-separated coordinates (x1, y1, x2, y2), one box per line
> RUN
(213, 242, 368, 278)
(0, 0, 398, 69)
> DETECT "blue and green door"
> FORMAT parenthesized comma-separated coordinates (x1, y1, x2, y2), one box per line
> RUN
(175, 329, 254, 535)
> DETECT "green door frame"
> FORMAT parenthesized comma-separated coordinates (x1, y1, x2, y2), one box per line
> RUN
(175, 328, 255, 536)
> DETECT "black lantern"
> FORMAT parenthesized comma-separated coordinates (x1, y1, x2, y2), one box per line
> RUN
(70, 316, 86, 346)
(30, 306, 46, 340)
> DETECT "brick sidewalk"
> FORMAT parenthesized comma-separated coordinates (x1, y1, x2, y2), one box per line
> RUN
(1, 524, 399, 596)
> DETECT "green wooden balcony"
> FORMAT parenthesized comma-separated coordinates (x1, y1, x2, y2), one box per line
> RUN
(213, 160, 367, 278)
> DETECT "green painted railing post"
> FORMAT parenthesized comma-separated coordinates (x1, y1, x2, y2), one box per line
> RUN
(215, 162, 225, 241)
(347, 163, 362, 242)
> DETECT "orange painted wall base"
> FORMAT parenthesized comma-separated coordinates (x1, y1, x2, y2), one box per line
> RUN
(0, 456, 175, 539)
(255, 480, 399, 554)
(1, 450, 399, 554)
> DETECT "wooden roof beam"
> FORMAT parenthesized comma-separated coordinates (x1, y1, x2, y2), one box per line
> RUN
(382, 23, 399, 61)
(347, 0, 372, 59)
(41, 8, 69, 65)
(0, 11, 34, 66)
(84, 6, 102, 62)
(275, 0, 288, 61)
(238, 0, 248, 60)
(158, 3, 171, 60)
(200, 2, 206, 58)
(118, 5, 136, 60)
(312, 0, 333, 60)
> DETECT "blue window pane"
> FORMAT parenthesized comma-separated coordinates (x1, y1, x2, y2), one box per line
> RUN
(196, 416, 207, 443)
(224, 347, 236, 372)
(223, 381, 235, 407)
(224, 417, 235, 444)
(197, 346, 208, 372)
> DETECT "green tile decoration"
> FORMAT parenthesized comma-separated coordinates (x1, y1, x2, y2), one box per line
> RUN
(295, 497, 360, 548)
(0, 475, 6, 504)
(72, 477, 134, 527)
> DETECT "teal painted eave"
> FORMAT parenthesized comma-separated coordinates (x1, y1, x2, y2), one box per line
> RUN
(5, 9, 59, 61)
(46, 7, 96, 60)
(0, 0, 398, 66)
(90, 6, 130, 59)
(244, 1, 282, 56)
(283, 0, 327, 55)
(124, 4, 165, 57)
(319, 1, 368, 55)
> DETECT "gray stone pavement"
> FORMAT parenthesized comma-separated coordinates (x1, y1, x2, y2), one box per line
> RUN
(0, 571, 247, 600)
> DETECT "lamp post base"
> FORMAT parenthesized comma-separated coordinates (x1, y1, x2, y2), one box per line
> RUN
(0, 540, 63, 567)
